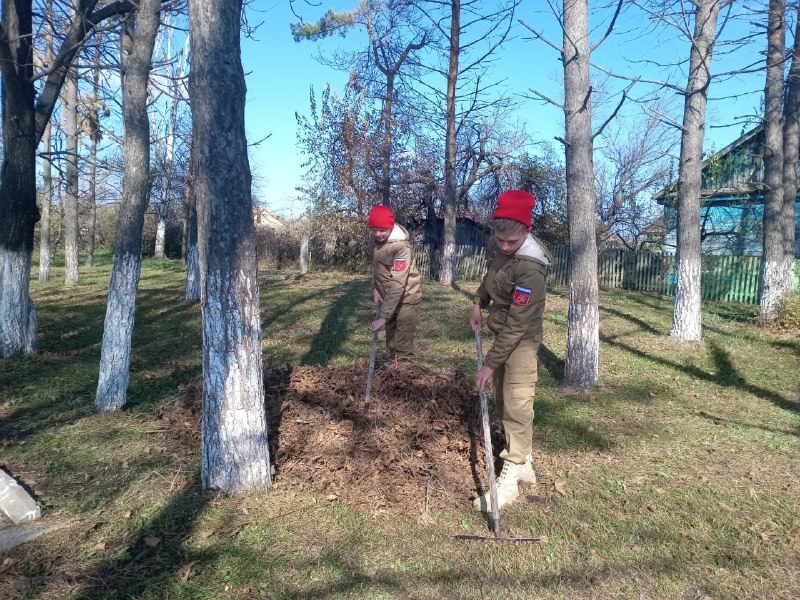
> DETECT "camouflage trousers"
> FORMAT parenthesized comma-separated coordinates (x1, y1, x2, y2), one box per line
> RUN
(492, 338, 538, 464)
(386, 302, 419, 359)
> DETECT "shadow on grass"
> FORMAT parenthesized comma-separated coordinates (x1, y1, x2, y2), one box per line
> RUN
(599, 304, 663, 336)
(696, 410, 800, 438)
(300, 279, 369, 365)
(75, 476, 207, 599)
(599, 333, 800, 417)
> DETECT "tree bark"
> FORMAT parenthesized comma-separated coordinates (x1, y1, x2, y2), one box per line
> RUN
(670, 0, 725, 342)
(0, 0, 39, 357)
(782, 8, 800, 297)
(85, 34, 102, 268)
(184, 142, 200, 303)
(562, 0, 599, 389)
(759, 0, 787, 323)
(39, 120, 53, 281)
(63, 51, 80, 286)
(300, 232, 310, 275)
(439, 0, 459, 286)
(38, 0, 55, 281)
(95, 0, 161, 412)
(189, 0, 272, 493)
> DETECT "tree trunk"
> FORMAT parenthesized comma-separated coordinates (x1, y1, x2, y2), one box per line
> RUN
(782, 8, 800, 297)
(95, 0, 161, 412)
(380, 72, 394, 207)
(300, 232, 310, 275)
(670, 0, 723, 342)
(439, 0, 459, 286)
(38, 0, 55, 281)
(154, 209, 167, 259)
(759, 0, 787, 322)
(63, 60, 80, 286)
(562, 0, 599, 389)
(0, 0, 39, 357)
(189, 0, 272, 493)
(184, 143, 200, 303)
(39, 120, 53, 281)
(85, 35, 101, 268)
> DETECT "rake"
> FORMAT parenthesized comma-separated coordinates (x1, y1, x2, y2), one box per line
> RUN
(455, 329, 543, 543)
(363, 301, 382, 414)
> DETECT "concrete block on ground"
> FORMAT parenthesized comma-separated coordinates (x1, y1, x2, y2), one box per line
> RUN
(0, 469, 40, 524)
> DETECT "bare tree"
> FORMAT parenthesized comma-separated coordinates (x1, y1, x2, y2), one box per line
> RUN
(291, 0, 429, 208)
(783, 7, 800, 294)
(759, 0, 787, 322)
(95, 0, 162, 412)
(524, 0, 626, 388)
(84, 31, 102, 267)
(62, 2, 81, 286)
(38, 0, 56, 281)
(665, 0, 732, 341)
(189, 0, 273, 493)
(0, 0, 133, 358)
(422, 0, 518, 285)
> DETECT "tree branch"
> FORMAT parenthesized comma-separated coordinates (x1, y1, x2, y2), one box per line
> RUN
(590, 0, 624, 51)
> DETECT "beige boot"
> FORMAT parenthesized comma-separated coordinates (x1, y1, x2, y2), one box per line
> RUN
(518, 453, 537, 485)
(472, 460, 521, 512)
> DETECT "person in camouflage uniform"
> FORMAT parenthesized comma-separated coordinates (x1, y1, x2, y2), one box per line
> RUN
(469, 190, 552, 511)
(368, 205, 422, 360)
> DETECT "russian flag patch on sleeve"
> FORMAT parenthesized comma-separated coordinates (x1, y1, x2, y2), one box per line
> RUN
(393, 258, 407, 271)
(513, 286, 532, 306)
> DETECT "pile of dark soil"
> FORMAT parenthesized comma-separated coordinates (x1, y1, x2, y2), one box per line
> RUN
(268, 361, 486, 515)
(166, 361, 543, 514)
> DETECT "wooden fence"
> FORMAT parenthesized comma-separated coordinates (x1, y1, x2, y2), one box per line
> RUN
(413, 242, 800, 305)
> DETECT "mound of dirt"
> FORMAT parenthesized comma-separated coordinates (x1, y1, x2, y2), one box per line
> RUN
(269, 361, 487, 514)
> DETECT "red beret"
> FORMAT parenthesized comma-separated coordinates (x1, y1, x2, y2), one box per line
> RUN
(368, 205, 395, 229)
(493, 190, 536, 228)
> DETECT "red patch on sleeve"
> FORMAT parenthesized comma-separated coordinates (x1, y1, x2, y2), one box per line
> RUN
(393, 258, 407, 271)
(513, 286, 532, 306)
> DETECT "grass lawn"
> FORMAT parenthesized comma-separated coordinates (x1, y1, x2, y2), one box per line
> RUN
(0, 256, 798, 599)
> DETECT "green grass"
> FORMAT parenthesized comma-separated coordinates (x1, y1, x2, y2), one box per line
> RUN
(1, 254, 799, 599)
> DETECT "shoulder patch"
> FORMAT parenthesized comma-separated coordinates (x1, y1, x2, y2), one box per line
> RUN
(512, 286, 532, 306)
(393, 257, 407, 271)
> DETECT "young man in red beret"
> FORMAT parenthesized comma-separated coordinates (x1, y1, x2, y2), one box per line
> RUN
(368, 205, 422, 360)
(469, 189, 552, 511)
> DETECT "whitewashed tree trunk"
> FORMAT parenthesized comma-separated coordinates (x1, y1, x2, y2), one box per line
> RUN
(95, 0, 161, 412)
(438, 0, 459, 286)
(154, 211, 167, 259)
(760, 0, 787, 322)
(300, 232, 309, 275)
(39, 120, 53, 282)
(0, 250, 37, 357)
(190, 0, 272, 494)
(63, 60, 80, 286)
(670, 0, 724, 342)
(562, 0, 599, 389)
(782, 8, 800, 297)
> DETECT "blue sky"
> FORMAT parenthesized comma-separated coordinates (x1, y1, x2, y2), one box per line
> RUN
(240, 1, 767, 219)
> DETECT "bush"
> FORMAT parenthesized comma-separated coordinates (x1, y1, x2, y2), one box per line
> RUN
(778, 293, 800, 329)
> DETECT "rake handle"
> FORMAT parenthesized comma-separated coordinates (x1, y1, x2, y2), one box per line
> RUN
(475, 329, 502, 539)
(364, 302, 382, 414)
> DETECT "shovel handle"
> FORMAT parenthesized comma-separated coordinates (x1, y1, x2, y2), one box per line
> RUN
(475, 329, 501, 538)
